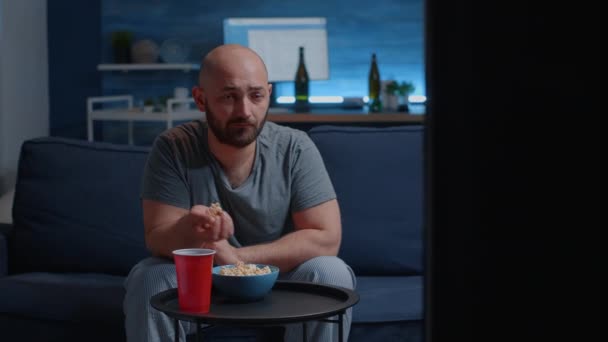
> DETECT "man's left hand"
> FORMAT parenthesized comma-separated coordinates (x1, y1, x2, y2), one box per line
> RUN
(202, 239, 240, 265)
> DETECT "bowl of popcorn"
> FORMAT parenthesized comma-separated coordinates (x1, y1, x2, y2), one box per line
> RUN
(212, 261, 279, 302)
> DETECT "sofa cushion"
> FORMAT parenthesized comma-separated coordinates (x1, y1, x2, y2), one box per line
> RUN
(12, 137, 151, 275)
(308, 125, 424, 275)
(352, 275, 423, 323)
(0, 272, 125, 323)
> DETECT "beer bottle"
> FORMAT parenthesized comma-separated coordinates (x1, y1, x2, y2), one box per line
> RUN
(294, 46, 309, 111)
(368, 53, 382, 112)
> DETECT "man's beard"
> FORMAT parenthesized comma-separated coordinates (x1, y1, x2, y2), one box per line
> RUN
(205, 101, 269, 148)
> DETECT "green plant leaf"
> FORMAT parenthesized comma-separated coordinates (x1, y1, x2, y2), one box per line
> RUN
(397, 81, 415, 95)
(385, 80, 400, 95)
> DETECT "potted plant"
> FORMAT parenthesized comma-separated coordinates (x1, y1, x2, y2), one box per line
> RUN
(385, 81, 415, 112)
(143, 98, 155, 112)
(157, 95, 170, 112)
(111, 30, 133, 64)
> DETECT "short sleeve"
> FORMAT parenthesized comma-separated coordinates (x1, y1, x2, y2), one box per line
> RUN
(290, 135, 336, 212)
(140, 135, 191, 209)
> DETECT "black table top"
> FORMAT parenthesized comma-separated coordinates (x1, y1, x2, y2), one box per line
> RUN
(150, 280, 359, 325)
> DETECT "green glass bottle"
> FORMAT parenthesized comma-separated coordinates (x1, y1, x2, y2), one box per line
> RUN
(368, 53, 382, 112)
(294, 46, 309, 111)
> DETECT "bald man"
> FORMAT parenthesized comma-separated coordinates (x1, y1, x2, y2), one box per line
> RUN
(123, 44, 356, 342)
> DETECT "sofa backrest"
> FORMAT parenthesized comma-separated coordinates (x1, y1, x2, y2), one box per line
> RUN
(11, 137, 151, 275)
(308, 125, 424, 276)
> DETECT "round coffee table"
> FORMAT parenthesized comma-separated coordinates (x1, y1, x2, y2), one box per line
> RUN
(150, 280, 359, 342)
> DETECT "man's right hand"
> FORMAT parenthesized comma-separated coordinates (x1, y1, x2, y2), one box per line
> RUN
(143, 200, 235, 257)
(189, 204, 234, 242)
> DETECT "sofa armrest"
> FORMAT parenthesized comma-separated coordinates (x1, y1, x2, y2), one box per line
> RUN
(0, 222, 13, 277)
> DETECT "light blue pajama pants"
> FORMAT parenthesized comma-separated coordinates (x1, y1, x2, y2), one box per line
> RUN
(124, 256, 357, 342)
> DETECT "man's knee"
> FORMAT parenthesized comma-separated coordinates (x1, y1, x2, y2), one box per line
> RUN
(291, 256, 356, 289)
(125, 257, 177, 294)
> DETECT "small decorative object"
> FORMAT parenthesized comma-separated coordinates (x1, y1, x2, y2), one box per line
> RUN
(174, 87, 189, 99)
(143, 98, 155, 112)
(381, 80, 398, 112)
(385, 81, 415, 112)
(172, 87, 190, 112)
(157, 95, 170, 112)
(160, 39, 190, 63)
(131, 39, 160, 64)
(111, 30, 133, 63)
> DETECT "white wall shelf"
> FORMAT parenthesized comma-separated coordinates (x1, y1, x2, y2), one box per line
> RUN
(97, 63, 199, 72)
(87, 95, 202, 145)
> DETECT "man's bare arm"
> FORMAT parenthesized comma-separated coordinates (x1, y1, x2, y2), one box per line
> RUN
(142, 199, 233, 258)
(234, 199, 341, 272)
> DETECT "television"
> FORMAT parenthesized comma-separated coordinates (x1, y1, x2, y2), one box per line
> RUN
(223, 17, 329, 83)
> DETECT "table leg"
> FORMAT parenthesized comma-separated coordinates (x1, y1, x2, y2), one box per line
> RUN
(339, 313, 344, 342)
(174, 319, 179, 342)
(302, 322, 307, 342)
(197, 321, 203, 342)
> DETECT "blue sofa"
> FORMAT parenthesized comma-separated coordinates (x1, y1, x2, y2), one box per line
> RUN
(0, 124, 424, 341)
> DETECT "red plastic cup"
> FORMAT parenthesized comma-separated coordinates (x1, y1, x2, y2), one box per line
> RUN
(173, 248, 216, 313)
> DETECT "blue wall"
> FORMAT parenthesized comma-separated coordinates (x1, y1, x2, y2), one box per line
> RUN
(100, 0, 425, 101)
(48, 0, 424, 142)
(48, 0, 101, 138)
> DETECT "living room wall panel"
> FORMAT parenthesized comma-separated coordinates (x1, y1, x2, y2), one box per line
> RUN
(48, 0, 424, 143)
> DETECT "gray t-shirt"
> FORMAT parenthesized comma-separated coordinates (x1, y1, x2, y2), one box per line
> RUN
(141, 120, 336, 247)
